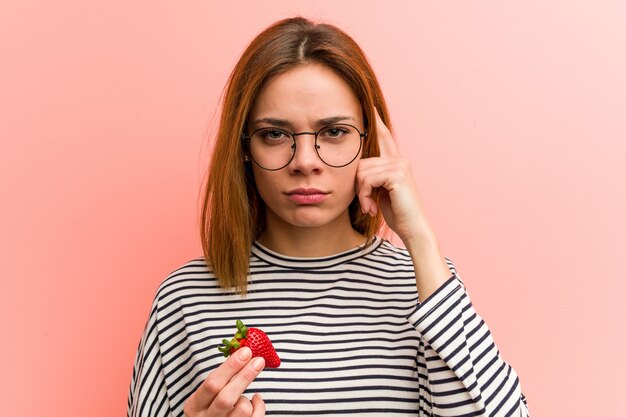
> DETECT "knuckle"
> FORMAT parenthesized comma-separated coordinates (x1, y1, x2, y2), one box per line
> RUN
(182, 401, 193, 416)
(202, 377, 222, 397)
(213, 392, 235, 411)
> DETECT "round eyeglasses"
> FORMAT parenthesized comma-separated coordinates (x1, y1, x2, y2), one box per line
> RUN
(242, 124, 367, 171)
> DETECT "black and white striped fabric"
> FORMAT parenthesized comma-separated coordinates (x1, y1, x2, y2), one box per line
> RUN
(128, 236, 530, 416)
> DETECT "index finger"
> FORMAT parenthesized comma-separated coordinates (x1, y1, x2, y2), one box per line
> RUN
(373, 107, 399, 157)
(185, 346, 254, 411)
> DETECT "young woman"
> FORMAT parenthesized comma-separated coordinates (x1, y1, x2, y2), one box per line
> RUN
(128, 17, 530, 417)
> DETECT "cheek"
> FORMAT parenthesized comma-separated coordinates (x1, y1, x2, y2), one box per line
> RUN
(251, 168, 279, 203)
(335, 167, 359, 195)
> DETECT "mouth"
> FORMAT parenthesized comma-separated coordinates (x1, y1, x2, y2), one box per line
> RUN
(285, 188, 328, 195)
(285, 188, 329, 204)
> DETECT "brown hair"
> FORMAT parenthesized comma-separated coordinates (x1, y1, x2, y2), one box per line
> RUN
(201, 16, 392, 294)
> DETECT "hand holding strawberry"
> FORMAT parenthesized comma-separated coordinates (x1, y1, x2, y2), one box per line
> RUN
(218, 320, 281, 368)
(183, 345, 265, 416)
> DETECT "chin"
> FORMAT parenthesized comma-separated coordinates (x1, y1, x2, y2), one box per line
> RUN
(274, 207, 346, 229)
(286, 214, 333, 228)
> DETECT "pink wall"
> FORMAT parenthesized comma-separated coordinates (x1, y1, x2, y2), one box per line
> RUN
(1, 1, 625, 416)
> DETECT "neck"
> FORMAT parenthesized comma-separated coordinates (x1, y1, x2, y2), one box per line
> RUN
(257, 213, 366, 258)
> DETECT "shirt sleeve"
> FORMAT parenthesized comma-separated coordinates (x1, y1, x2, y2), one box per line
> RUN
(127, 296, 174, 417)
(406, 259, 531, 417)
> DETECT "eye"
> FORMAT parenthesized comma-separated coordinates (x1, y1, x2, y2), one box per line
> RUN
(321, 125, 350, 138)
(255, 128, 291, 142)
(252, 128, 292, 147)
(262, 129, 287, 139)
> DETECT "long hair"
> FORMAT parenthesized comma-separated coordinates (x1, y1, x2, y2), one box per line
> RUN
(201, 16, 392, 294)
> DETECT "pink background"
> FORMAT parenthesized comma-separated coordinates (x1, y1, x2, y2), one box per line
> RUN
(1, 1, 625, 416)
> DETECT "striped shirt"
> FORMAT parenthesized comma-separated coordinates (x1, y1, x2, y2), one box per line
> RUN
(128, 236, 530, 416)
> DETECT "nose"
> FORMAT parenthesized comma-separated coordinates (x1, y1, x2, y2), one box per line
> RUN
(287, 134, 324, 174)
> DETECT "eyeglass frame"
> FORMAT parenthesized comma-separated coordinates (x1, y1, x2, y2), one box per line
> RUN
(241, 123, 368, 171)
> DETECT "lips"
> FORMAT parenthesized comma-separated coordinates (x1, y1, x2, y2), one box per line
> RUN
(285, 188, 329, 204)
(286, 188, 328, 196)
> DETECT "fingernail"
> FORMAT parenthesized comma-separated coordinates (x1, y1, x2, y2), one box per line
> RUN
(251, 357, 265, 371)
(237, 347, 251, 360)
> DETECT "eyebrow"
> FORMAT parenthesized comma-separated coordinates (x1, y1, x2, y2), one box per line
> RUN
(252, 116, 357, 129)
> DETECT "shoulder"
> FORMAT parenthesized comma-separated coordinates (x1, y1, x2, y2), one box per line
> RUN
(151, 257, 225, 309)
(373, 238, 413, 259)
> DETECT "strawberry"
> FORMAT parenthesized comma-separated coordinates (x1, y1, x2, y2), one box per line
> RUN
(218, 320, 281, 368)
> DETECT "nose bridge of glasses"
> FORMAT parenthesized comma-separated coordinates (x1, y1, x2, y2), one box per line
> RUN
(290, 131, 320, 149)
(291, 131, 318, 139)
(290, 131, 321, 161)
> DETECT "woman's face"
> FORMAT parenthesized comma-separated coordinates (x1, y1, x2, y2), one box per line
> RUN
(247, 63, 365, 233)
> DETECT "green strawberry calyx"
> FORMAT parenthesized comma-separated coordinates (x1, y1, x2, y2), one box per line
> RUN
(218, 320, 249, 357)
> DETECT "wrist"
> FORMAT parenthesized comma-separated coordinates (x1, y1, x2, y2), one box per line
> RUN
(404, 231, 452, 303)
(402, 223, 440, 254)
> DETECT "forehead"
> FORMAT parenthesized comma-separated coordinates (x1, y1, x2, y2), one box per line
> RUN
(248, 63, 362, 128)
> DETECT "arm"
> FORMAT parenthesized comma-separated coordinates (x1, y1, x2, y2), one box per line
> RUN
(408, 260, 530, 416)
(357, 108, 529, 416)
